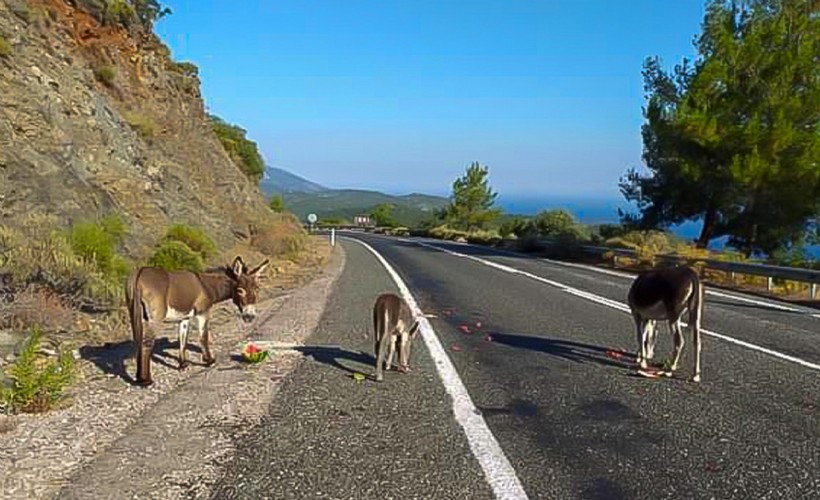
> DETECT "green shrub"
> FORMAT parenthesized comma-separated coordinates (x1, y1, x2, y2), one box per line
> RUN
(148, 240, 204, 272)
(1, 328, 75, 414)
(104, 0, 136, 26)
(167, 60, 198, 77)
(163, 224, 216, 260)
(498, 218, 529, 239)
(318, 217, 349, 226)
(269, 195, 284, 213)
(123, 111, 157, 138)
(68, 216, 128, 278)
(0, 37, 12, 58)
(209, 114, 265, 180)
(1, 219, 126, 307)
(94, 65, 116, 86)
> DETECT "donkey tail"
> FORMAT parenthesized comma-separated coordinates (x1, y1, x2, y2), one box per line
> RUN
(126, 268, 145, 353)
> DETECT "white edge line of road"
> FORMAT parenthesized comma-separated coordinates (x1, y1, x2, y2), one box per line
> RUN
(346, 237, 529, 500)
(411, 239, 820, 374)
(475, 240, 810, 315)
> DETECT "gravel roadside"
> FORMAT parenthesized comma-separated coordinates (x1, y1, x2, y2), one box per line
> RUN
(0, 241, 343, 500)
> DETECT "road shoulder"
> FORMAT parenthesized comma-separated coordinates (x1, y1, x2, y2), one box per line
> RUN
(0, 241, 344, 500)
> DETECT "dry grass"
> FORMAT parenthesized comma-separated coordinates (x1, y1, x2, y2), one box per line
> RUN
(248, 213, 307, 260)
(0, 217, 126, 309)
(0, 286, 77, 332)
(0, 37, 12, 58)
(123, 111, 157, 138)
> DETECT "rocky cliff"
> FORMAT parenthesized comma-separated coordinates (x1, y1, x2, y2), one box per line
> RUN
(0, 0, 283, 257)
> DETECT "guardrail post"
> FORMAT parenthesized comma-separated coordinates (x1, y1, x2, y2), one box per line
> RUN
(730, 271, 736, 284)
(330, 228, 336, 247)
(767, 276, 773, 293)
(811, 283, 817, 300)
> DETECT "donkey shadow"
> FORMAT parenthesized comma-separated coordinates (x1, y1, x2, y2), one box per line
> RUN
(229, 345, 376, 377)
(489, 332, 635, 370)
(79, 337, 204, 386)
(294, 345, 376, 377)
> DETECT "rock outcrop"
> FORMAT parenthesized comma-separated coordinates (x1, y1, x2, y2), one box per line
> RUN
(0, 0, 280, 256)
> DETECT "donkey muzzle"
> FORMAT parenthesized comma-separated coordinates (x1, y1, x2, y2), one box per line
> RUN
(240, 305, 257, 323)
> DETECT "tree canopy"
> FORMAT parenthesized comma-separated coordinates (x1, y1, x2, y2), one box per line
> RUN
(442, 162, 501, 230)
(620, 0, 819, 256)
(370, 203, 399, 228)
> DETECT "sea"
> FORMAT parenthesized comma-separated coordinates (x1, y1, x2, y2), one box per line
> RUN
(498, 195, 819, 259)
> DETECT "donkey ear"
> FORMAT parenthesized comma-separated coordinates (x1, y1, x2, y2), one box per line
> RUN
(249, 259, 270, 277)
(231, 256, 245, 277)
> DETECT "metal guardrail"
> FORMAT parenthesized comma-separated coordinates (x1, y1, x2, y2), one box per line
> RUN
(534, 239, 820, 299)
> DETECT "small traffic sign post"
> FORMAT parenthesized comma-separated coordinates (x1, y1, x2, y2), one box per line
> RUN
(307, 213, 317, 233)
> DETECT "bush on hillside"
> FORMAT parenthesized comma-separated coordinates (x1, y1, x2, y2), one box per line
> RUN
(68, 216, 129, 276)
(0, 216, 129, 308)
(123, 111, 157, 139)
(167, 60, 199, 77)
(148, 240, 204, 272)
(269, 195, 284, 213)
(250, 213, 307, 258)
(94, 65, 117, 86)
(209, 114, 265, 180)
(0, 37, 12, 58)
(162, 224, 216, 261)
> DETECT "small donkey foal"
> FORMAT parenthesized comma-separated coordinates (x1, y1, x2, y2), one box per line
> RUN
(373, 293, 420, 381)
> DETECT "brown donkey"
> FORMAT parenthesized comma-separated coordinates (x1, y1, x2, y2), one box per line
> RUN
(126, 256, 269, 386)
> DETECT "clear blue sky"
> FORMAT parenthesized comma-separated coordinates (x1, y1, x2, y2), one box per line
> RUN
(155, 1, 705, 199)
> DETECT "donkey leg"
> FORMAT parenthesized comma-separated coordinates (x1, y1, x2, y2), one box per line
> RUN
(644, 321, 657, 362)
(633, 313, 647, 368)
(669, 319, 685, 371)
(375, 331, 391, 382)
(692, 324, 702, 383)
(196, 315, 215, 366)
(178, 319, 191, 370)
(385, 334, 397, 371)
(136, 321, 157, 386)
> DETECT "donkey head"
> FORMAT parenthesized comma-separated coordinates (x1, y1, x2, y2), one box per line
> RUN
(229, 256, 270, 322)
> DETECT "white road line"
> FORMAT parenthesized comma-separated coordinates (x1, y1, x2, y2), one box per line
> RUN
(347, 237, 529, 500)
(408, 237, 815, 317)
(704, 289, 802, 313)
(413, 240, 820, 373)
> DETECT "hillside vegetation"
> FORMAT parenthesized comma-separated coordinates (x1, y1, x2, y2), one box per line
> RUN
(0, 0, 307, 411)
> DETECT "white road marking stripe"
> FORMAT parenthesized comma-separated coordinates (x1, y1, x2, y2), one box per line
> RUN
(414, 241, 820, 373)
(705, 289, 802, 313)
(347, 237, 529, 500)
(537, 251, 811, 314)
(408, 237, 817, 317)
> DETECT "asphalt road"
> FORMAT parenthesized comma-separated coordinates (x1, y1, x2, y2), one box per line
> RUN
(215, 234, 820, 500)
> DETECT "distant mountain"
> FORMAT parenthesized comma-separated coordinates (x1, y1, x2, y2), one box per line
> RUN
(259, 167, 448, 227)
(261, 166, 328, 194)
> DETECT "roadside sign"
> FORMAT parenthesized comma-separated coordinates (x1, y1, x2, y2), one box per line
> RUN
(307, 213, 317, 223)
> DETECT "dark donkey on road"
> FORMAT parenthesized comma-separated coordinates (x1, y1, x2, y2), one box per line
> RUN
(126, 256, 269, 386)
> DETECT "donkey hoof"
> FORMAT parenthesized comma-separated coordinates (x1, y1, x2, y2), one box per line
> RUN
(136, 378, 154, 387)
(692, 374, 701, 383)
(178, 361, 190, 371)
(203, 357, 216, 367)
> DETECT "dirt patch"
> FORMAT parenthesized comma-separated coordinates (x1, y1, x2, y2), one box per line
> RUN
(0, 238, 342, 499)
